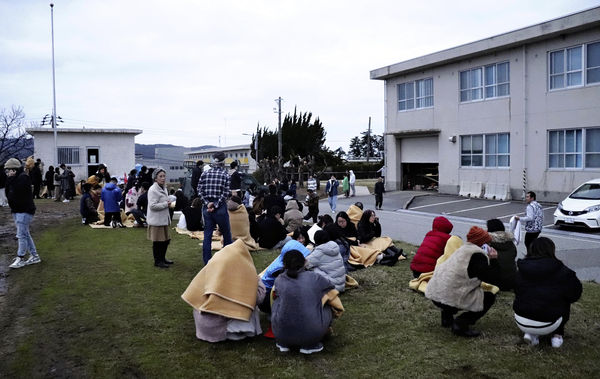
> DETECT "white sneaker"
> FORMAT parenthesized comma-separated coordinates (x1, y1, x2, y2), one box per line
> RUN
(25, 255, 41, 265)
(62, 199, 70, 203)
(523, 333, 539, 346)
(276, 343, 290, 352)
(299, 343, 323, 354)
(9, 257, 27, 269)
(551, 334, 563, 348)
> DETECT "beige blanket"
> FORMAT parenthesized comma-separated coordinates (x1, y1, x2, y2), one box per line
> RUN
(181, 239, 259, 321)
(347, 205, 363, 228)
(228, 204, 260, 251)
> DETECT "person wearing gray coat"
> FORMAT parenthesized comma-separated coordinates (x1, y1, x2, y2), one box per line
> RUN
(306, 230, 346, 292)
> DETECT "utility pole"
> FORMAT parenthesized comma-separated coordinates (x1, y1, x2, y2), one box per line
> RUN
(50, 3, 58, 166)
(366, 116, 371, 163)
(275, 97, 283, 172)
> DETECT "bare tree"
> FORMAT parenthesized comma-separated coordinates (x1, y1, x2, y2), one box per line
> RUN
(0, 106, 33, 163)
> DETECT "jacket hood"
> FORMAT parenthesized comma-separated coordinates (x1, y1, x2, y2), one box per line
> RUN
(314, 241, 340, 256)
(517, 257, 563, 280)
(104, 182, 117, 190)
(432, 216, 453, 233)
(489, 231, 514, 243)
(285, 200, 299, 211)
(227, 199, 243, 211)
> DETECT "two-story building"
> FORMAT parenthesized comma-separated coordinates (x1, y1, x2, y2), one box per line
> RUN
(371, 7, 600, 201)
(185, 144, 257, 173)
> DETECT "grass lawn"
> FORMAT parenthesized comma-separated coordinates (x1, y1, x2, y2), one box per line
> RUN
(1, 217, 600, 378)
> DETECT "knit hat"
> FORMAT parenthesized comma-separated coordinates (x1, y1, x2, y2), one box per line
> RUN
(212, 152, 226, 163)
(466, 226, 492, 247)
(486, 219, 505, 233)
(152, 167, 166, 180)
(4, 158, 21, 169)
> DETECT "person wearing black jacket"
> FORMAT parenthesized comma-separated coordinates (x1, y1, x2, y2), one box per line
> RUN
(257, 205, 290, 249)
(229, 160, 242, 197)
(513, 237, 582, 348)
(263, 184, 286, 213)
(44, 166, 55, 199)
(30, 162, 43, 199)
(374, 177, 385, 210)
(5, 158, 41, 268)
(357, 209, 382, 244)
(190, 161, 203, 198)
(0, 163, 7, 206)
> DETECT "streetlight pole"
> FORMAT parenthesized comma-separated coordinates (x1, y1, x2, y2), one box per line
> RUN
(275, 97, 282, 172)
(50, 3, 58, 166)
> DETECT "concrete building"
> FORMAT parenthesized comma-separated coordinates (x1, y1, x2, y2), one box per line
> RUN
(371, 7, 600, 201)
(137, 146, 190, 183)
(25, 127, 142, 181)
(185, 144, 257, 173)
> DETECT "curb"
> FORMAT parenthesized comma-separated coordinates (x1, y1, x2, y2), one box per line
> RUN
(403, 193, 433, 209)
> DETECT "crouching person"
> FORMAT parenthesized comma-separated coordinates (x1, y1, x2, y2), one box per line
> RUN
(272, 249, 343, 354)
(80, 183, 99, 224)
(425, 226, 500, 337)
(181, 240, 265, 342)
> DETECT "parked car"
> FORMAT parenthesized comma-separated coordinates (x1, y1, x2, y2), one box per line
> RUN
(554, 178, 600, 229)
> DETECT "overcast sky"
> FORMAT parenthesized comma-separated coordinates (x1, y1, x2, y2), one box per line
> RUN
(1, 0, 599, 151)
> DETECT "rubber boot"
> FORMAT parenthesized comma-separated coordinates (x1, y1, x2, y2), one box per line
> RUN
(163, 240, 173, 264)
(153, 242, 168, 268)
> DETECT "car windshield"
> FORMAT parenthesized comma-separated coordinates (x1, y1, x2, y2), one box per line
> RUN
(570, 183, 600, 200)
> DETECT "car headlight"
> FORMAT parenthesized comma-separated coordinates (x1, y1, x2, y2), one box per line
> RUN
(557, 202, 563, 210)
(584, 204, 600, 213)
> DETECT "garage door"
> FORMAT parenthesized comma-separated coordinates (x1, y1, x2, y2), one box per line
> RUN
(400, 136, 439, 163)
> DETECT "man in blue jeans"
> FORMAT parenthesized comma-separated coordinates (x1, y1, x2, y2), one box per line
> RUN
(4, 158, 41, 269)
(198, 152, 232, 264)
(325, 175, 339, 214)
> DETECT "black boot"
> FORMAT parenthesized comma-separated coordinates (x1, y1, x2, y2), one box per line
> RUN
(153, 242, 169, 268)
(451, 320, 480, 337)
(441, 311, 454, 328)
(163, 240, 173, 264)
(379, 252, 398, 267)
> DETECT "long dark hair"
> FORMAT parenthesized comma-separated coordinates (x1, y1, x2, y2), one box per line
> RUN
(359, 209, 376, 225)
(317, 214, 333, 228)
(528, 237, 557, 259)
(282, 250, 305, 279)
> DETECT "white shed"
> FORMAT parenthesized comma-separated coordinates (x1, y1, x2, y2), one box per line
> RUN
(25, 127, 142, 181)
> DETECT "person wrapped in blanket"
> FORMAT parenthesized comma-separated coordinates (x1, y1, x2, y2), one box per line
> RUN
(80, 183, 99, 225)
(181, 240, 265, 342)
(356, 209, 404, 266)
(272, 249, 336, 354)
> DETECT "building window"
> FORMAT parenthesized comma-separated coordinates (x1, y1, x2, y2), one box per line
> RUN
(548, 128, 600, 168)
(461, 133, 510, 167)
(460, 62, 509, 102)
(57, 147, 80, 165)
(397, 78, 433, 111)
(550, 42, 600, 89)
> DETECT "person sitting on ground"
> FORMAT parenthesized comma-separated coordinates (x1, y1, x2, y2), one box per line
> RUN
(486, 218, 517, 291)
(129, 182, 150, 227)
(286, 179, 297, 199)
(307, 214, 334, 244)
(80, 183, 99, 225)
(410, 216, 454, 278)
(284, 198, 304, 233)
(425, 226, 501, 337)
(333, 211, 359, 244)
(125, 182, 140, 214)
(125, 168, 137, 194)
(513, 237, 582, 348)
(101, 177, 124, 228)
(181, 240, 265, 343)
(271, 250, 337, 355)
(306, 230, 346, 293)
(95, 164, 111, 187)
(347, 201, 363, 228)
(303, 188, 319, 223)
(227, 195, 259, 250)
(174, 187, 189, 212)
(263, 184, 286, 213)
(251, 188, 266, 216)
(357, 209, 382, 244)
(180, 197, 203, 232)
(256, 205, 291, 249)
(243, 183, 256, 208)
(259, 227, 312, 314)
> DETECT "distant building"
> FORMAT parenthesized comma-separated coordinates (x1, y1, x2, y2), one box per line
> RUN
(371, 7, 600, 201)
(185, 144, 257, 173)
(137, 146, 191, 183)
(25, 127, 142, 181)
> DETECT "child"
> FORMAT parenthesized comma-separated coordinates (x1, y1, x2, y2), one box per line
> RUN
(101, 177, 124, 228)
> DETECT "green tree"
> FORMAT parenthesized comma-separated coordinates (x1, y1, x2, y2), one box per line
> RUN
(348, 129, 384, 159)
(348, 136, 362, 158)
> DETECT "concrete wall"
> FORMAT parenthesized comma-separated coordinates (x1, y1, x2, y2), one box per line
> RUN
(383, 27, 600, 202)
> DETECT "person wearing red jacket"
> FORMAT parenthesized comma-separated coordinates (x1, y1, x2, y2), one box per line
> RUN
(410, 216, 453, 278)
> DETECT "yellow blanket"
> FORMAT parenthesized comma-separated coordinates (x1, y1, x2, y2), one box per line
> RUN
(321, 289, 344, 318)
(346, 205, 363, 228)
(181, 239, 259, 321)
(345, 274, 359, 289)
(228, 204, 260, 251)
(408, 236, 499, 294)
(348, 245, 380, 267)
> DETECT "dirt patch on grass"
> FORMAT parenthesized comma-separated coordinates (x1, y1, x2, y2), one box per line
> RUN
(0, 199, 80, 376)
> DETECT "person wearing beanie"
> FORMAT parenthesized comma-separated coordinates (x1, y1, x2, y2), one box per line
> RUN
(486, 219, 517, 291)
(5, 158, 41, 268)
(425, 226, 501, 337)
(198, 152, 233, 264)
(411, 216, 454, 278)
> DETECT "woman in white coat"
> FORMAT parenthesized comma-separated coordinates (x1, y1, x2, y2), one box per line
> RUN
(147, 168, 174, 268)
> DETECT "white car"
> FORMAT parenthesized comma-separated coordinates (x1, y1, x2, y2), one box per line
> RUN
(554, 178, 600, 229)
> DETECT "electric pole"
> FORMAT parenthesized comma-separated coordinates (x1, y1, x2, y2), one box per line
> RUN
(275, 97, 283, 172)
(50, 3, 59, 166)
(367, 116, 371, 163)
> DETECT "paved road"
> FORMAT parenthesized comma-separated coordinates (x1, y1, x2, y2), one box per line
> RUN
(320, 191, 600, 282)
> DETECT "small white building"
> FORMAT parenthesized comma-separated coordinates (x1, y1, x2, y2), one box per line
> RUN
(25, 127, 142, 181)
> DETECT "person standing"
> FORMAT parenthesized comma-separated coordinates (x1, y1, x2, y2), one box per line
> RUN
(198, 152, 233, 264)
(307, 174, 317, 192)
(515, 191, 543, 251)
(342, 174, 349, 198)
(303, 188, 319, 223)
(229, 160, 242, 197)
(0, 163, 7, 207)
(190, 161, 203, 198)
(325, 175, 339, 214)
(349, 170, 356, 197)
(30, 161, 43, 199)
(5, 158, 41, 268)
(147, 168, 174, 268)
(374, 177, 385, 210)
(44, 165, 55, 199)
(53, 166, 62, 201)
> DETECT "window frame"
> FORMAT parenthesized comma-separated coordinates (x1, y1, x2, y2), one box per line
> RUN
(460, 61, 510, 103)
(460, 133, 510, 168)
(397, 77, 433, 112)
(549, 41, 600, 91)
(547, 127, 600, 170)
(57, 146, 81, 165)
